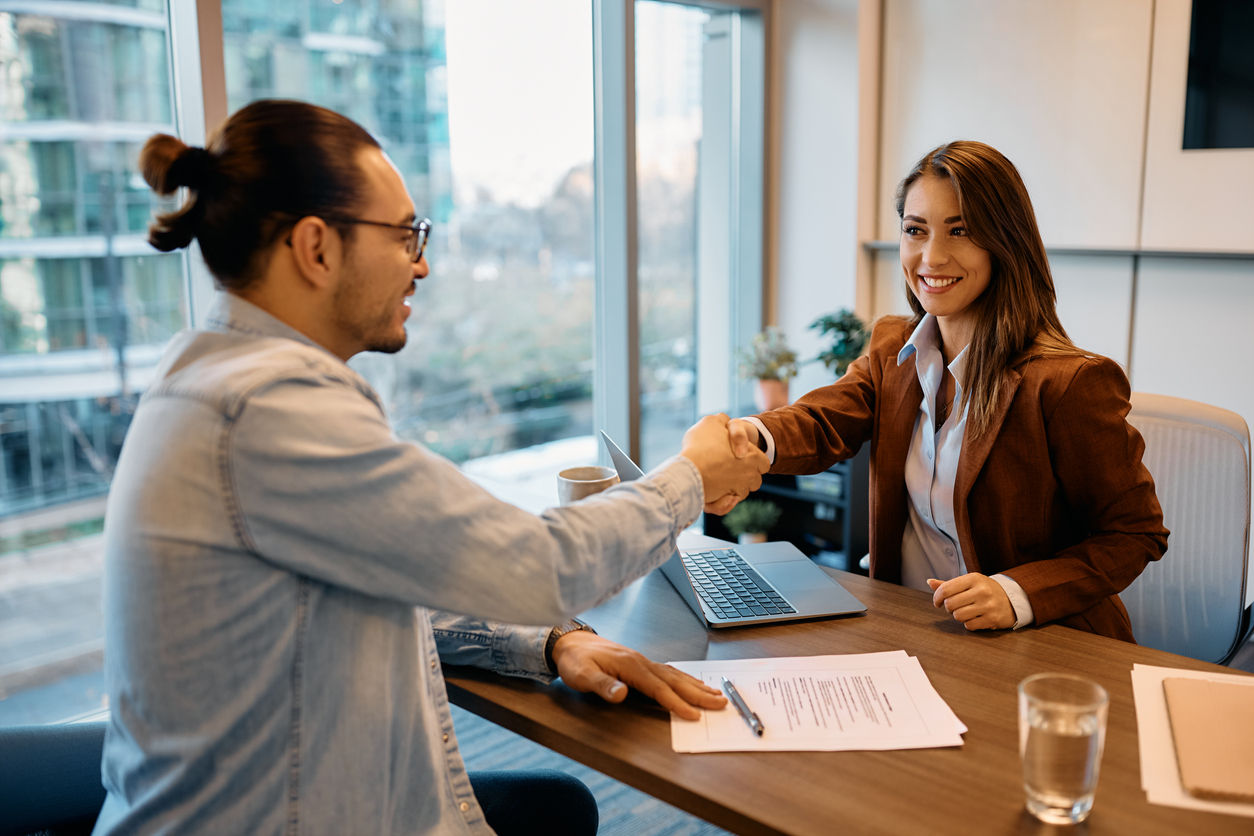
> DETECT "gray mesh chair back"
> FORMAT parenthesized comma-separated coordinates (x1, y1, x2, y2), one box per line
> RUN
(1123, 392, 1251, 664)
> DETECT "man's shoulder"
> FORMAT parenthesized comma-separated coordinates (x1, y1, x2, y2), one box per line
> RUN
(150, 331, 374, 414)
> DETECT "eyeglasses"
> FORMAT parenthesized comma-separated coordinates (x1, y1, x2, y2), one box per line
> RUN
(317, 215, 433, 263)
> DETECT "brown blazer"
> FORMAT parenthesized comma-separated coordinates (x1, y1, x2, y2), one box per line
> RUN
(757, 317, 1168, 642)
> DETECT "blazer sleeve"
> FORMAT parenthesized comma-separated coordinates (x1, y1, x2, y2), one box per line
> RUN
(756, 317, 907, 474)
(1000, 357, 1169, 624)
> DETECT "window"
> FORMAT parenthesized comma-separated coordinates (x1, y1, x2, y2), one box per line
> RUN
(635, 1, 765, 468)
(0, 0, 768, 726)
(222, 0, 598, 506)
(0, 1, 187, 725)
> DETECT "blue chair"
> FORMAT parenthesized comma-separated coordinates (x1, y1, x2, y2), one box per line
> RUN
(1122, 392, 1252, 665)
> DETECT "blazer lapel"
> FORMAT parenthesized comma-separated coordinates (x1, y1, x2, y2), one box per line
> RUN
(953, 366, 1024, 571)
(879, 357, 923, 471)
(868, 358, 922, 584)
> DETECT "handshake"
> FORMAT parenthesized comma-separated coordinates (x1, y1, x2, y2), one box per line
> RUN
(679, 415, 771, 515)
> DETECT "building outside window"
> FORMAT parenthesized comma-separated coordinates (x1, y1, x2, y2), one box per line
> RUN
(0, 0, 766, 726)
(222, 0, 599, 488)
(0, 0, 186, 724)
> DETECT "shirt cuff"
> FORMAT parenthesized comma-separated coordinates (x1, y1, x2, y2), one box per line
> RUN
(740, 416, 776, 465)
(431, 612, 555, 683)
(649, 454, 704, 531)
(991, 573, 1035, 629)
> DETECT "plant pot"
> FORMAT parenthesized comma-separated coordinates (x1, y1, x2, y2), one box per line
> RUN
(754, 379, 790, 411)
(737, 532, 768, 545)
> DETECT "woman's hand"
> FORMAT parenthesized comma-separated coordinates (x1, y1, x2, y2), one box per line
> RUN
(704, 419, 766, 515)
(926, 573, 1015, 630)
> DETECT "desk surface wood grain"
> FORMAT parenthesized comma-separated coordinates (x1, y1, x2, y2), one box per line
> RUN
(444, 539, 1252, 835)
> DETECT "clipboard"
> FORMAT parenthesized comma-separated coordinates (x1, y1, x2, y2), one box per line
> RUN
(1162, 677, 1254, 802)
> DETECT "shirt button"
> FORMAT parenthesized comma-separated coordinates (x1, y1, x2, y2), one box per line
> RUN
(442, 733, 449, 743)
(430, 660, 438, 670)
(459, 802, 470, 813)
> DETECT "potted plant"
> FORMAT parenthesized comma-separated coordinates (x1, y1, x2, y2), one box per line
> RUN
(738, 326, 798, 410)
(810, 309, 869, 378)
(721, 498, 782, 545)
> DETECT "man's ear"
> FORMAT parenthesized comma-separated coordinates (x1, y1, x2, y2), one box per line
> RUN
(287, 216, 342, 289)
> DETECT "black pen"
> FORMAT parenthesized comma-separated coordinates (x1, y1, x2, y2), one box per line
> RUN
(721, 676, 764, 736)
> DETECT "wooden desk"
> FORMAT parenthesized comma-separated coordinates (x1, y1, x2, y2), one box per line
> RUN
(445, 538, 1252, 835)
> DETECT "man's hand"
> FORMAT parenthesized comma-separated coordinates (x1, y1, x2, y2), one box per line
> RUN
(680, 414, 769, 514)
(549, 631, 726, 720)
(704, 419, 766, 514)
(726, 418, 761, 457)
(926, 573, 1015, 631)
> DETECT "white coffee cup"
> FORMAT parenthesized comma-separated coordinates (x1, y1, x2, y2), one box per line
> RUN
(557, 465, 619, 506)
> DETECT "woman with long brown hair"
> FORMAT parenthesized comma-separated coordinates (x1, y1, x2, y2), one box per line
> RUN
(729, 140, 1167, 641)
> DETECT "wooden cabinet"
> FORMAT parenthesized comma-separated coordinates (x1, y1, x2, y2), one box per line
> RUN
(704, 445, 870, 574)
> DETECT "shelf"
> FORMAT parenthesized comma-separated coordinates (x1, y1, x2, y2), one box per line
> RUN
(756, 483, 842, 506)
(704, 446, 870, 576)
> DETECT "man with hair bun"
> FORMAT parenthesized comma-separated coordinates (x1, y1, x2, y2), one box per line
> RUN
(94, 99, 767, 835)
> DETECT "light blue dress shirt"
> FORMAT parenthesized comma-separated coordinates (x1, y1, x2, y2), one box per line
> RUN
(94, 293, 702, 835)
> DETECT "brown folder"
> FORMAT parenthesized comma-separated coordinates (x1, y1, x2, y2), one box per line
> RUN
(1162, 677, 1254, 802)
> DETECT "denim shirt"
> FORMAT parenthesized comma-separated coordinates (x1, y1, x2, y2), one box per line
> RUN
(94, 293, 701, 835)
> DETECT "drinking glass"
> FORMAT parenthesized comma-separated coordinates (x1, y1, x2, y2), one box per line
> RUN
(1018, 673, 1109, 825)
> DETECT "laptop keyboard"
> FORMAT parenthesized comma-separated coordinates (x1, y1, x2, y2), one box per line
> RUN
(682, 548, 797, 620)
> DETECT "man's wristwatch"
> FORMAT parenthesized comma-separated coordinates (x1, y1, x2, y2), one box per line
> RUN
(544, 618, 596, 673)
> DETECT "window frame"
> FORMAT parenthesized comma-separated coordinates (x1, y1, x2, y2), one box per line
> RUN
(593, 0, 769, 462)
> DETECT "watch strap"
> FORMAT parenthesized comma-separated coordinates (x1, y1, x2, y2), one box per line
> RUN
(544, 618, 596, 673)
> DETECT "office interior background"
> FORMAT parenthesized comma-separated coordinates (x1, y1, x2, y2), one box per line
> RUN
(1, 0, 1251, 728)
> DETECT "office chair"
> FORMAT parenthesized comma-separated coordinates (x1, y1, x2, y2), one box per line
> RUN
(0, 722, 107, 836)
(1122, 392, 1252, 665)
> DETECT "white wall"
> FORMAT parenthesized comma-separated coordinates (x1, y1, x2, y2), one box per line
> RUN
(772, 0, 861, 396)
(877, 0, 1153, 249)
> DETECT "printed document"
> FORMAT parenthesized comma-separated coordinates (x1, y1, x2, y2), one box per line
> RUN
(670, 651, 965, 753)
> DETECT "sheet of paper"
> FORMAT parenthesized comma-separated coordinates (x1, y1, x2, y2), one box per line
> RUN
(1130, 663, 1254, 818)
(669, 651, 965, 753)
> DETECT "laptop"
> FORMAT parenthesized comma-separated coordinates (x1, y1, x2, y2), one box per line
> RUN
(600, 431, 866, 628)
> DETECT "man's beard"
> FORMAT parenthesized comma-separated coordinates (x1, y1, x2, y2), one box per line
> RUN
(364, 330, 408, 354)
(332, 269, 410, 355)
